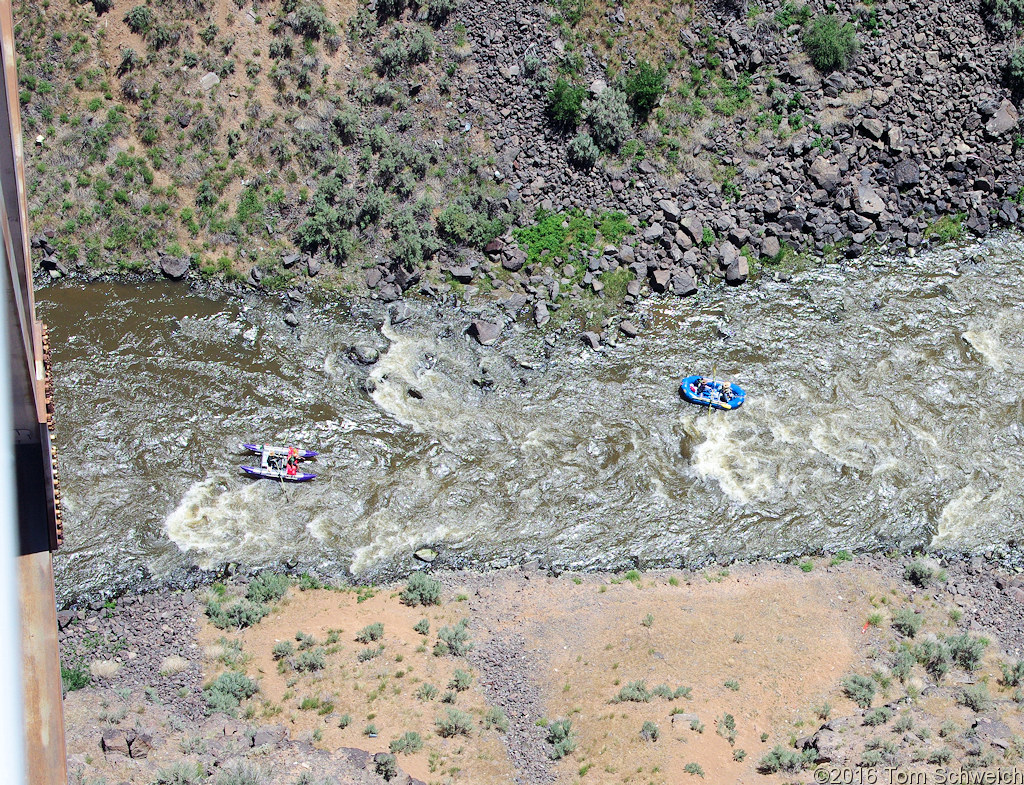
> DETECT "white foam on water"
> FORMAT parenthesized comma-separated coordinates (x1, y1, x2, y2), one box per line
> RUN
(347, 513, 466, 575)
(164, 474, 299, 567)
(691, 410, 773, 504)
(932, 484, 1011, 549)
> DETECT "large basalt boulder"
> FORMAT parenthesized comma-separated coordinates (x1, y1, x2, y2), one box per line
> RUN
(891, 160, 921, 189)
(252, 724, 288, 748)
(159, 255, 189, 280)
(101, 729, 130, 756)
(468, 320, 501, 346)
(809, 157, 842, 194)
(725, 256, 748, 286)
(985, 99, 1019, 137)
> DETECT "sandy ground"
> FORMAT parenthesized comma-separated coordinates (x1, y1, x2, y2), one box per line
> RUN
(63, 557, 1024, 784)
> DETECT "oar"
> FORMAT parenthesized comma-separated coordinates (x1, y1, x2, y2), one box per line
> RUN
(708, 365, 716, 418)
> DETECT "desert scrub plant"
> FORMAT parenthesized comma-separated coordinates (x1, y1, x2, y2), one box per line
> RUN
(716, 713, 737, 744)
(982, 0, 1024, 35)
(123, 6, 154, 36)
(374, 753, 397, 781)
(206, 599, 269, 630)
(61, 662, 90, 692)
(546, 77, 586, 129)
(914, 638, 952, 680)
(355, 622, 384, 643)
(296, 631, 317, 650)
(547, 718, 576, 759)
(357, 645, 384, 662)
(413, 618, 430, 636)
(153, 761, 206, 784)
(757, 745, 814, 774)
(246, 571, 291, 604)
(892, 607, 923, 638)
(566, 131, 599, 168)
(640, 720, 660, 741)
(434, 619, 471, 656)
(863, 707, 893, 726)
(427, 0, 457, 24)
(842, 673, 876, 708)
(389, 730, 423, 754)
(948, 633, 988, 671)
(614, 680, 651, 703)
(684, 762, 705, 777)
(904, 559, 939, 587)
(295, 649, 326, 672)
(1001, 659, 1024, 686)
(203, 672, 258, 716)
(159, 655, 190, 677)
(288, 1, 337, 39)
(803, 15, 859, 72)
(416, 683, 438, 701)
(928, 746, 953, 764)
(483, 706, 509, 732)
(401, 571, 441, 606)
(958, 683, 992, 712)
(449, 669, 472, 691)
(622, 60, 667, 119)
(435, 707, 474, 737)
(587, 87, 631, 151)
(724, 679, 740, 691)
(891, 646, 916, 682)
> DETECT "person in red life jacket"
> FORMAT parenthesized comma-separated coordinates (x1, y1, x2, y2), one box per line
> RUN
(285, 447, 299, 476)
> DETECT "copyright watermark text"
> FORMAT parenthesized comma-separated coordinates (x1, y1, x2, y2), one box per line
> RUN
(813, 768, 1024, 784)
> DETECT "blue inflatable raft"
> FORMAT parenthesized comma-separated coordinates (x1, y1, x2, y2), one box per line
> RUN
(680, 375, 746, 410)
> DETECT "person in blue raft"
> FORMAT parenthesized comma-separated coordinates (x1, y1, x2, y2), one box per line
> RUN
(681, 375, 745, 409)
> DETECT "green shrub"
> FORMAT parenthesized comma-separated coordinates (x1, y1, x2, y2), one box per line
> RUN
(357, 645, 384, 662)
(716, 713, 737, 744)
(435, 619, 471, 656)
(355, 622, 384, 643)
(435, 708, 474, 737)
(640, 720, 659, 741)
(427, 0, 457, 24)
(449, 669, 472, 691)
(401, 572, 442, 606)
(614, 680, 651, 703)
(904, 560, 935, 587)
(338, 713, 351, 728)
(413, 618, 430, 636)
(483, 706, 509, 732)
(203, 672, 258, 715)
(891, 647, 915, 682)
(1008, 46, 1024, 90)
(290, 1, 337, 39)
(803, 15, 859, 72)
(914, 639, 952, 680)
(389, 731, 423, 754)
(982, 0, 1024, 34)
(757, 745, 813, 774)
(246, 572, 291, 604)
(774, 0, 812, 27)
(928, 747, 953, 764)
(893, 712, 914, 733)
(566, 131, 599, 168)
(295, 649, 326, 672)
(842, 673, 876, 708)
(212, 763, 264, 785)
(374, 752, 398, 781)
(153, 761, 206, 784)
(863, 707, 892, 726)
(547, 718, 576, 759)
(124, 6, 154, 35)
(440, 690, 457, 704)
(1001, 659, 1024, 686)
(948, 633, 988, 671)
(546, 78, 586, 128)
(61, 663, 90, 692)
(272, 641, 294, 660)
(206, 599, 269, 630)
(892, 608, 923, 638)
(588, 87, 631, 151)
(684, 762, 705, 777)
(622, 61, 667, 117)
(958, 683, 992, 712)
(417, 683, 438, 701)
(295, 631, 317, 650)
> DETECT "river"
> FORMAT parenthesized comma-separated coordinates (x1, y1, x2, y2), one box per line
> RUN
(37, 238, 1024, 605)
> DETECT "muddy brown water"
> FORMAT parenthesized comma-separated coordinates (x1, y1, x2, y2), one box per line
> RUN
(37, 238, 1024, 604)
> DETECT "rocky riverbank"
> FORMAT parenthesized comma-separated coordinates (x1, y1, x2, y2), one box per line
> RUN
(61, 552, 1024, 784)
(23, 0, 1024, 347)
